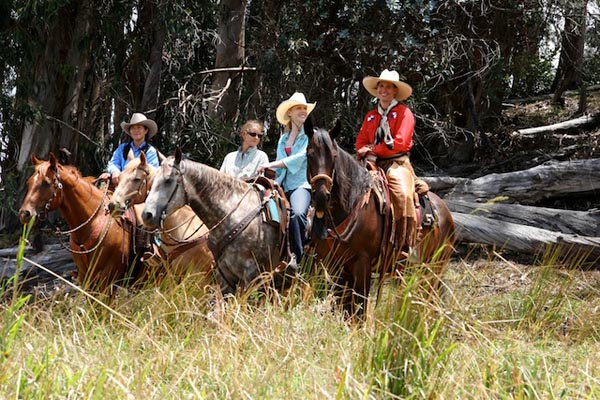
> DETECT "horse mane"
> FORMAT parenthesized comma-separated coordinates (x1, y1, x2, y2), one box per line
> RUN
(313, 128, 372, 212)
(123, 156, 156, 178)
(37, 161, 82, 179)
(180, 158, 252, 194)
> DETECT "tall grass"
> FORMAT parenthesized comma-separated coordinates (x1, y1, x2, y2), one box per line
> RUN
(1, 238, 600, 398)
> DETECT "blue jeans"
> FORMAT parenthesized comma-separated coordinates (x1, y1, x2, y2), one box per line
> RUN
(286, 187, 311, 261)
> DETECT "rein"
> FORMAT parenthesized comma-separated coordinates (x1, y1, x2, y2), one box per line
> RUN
(162, 161, 262, 253)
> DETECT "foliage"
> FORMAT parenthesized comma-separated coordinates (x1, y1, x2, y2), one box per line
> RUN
(1, 0, 600, 230)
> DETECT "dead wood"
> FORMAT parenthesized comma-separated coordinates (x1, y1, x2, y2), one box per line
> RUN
(424, 158, 600, 204)
(452, 212, 600, 265)
(512, 113, 600, 137)
(447, 200, 600, 237)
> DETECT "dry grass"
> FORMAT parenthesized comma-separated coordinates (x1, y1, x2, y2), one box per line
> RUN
(2, 249, 600, 398)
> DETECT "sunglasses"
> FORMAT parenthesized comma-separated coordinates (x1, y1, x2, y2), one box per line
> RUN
(246, 131, 264, 138)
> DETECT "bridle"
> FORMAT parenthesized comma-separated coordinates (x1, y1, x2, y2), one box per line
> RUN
(39, 168, 64, 220)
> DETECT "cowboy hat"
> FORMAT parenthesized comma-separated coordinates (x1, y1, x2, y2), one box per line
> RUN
(120, 113, 158, 138)
(276, 92, 316, 125)
(362, 69, 412, 101)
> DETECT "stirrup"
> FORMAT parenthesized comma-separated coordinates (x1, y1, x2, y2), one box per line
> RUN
(407, 247, 419, 264)
(274, 254, 298, 276)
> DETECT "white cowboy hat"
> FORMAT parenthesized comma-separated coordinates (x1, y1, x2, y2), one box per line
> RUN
(362, 69, 412, 101)
(276, 92, 316, 125)
(120, 113, 158, 138)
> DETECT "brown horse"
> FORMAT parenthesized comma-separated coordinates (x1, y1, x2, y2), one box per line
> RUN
(18, 153, 137, 290)
(106, 152, 214, 281)
(306, 120, 456, 316)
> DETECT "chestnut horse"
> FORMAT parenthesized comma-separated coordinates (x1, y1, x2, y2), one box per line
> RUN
(142, 149, 294, 297)
(19, 153, 137, 290)
(106, 152, 214, 280)
(306, 121, 456, 316)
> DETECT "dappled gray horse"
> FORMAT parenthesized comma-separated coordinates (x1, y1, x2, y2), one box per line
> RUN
(142, 149, 293, 296)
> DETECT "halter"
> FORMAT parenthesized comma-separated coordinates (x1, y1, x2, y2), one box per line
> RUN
(124, 167, 150, 208)
(161, 161, 191, 222)
(309, 171, 335, 194)
(40, 168, 64, 220)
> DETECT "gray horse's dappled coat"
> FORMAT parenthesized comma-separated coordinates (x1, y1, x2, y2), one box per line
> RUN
(142, 149, 286, 295)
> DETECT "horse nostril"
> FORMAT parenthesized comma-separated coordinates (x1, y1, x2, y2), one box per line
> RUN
(107, 202, 115, 212)
(19, 210, 31, 223)
(142, 211, 152, 222)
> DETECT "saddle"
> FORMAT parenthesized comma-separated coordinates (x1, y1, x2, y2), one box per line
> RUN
(244, 175, 297, 275)
(365, 161, 437, 230)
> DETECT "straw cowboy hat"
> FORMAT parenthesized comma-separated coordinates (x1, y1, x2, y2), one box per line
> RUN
(362, 69, 412, 101)
(120, 113, 158, 138)
(276, 92, 316, 125)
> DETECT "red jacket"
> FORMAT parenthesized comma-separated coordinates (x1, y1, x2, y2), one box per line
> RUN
(356, 103, 414, 159)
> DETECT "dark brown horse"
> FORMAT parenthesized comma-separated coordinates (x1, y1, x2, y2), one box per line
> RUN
(18, 153, 137, 290)
(306, 121, 456, 316)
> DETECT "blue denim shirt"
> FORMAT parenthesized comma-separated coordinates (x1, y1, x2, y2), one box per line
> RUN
(274, 128, 311, 192)
(106, 141, 160, 174)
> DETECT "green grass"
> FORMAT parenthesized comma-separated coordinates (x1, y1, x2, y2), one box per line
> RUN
(2, 240, 600, 398)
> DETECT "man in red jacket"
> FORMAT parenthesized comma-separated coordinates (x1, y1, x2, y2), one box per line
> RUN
(356, 69, 428, 255)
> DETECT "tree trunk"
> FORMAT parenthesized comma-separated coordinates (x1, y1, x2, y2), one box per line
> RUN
(452, 212, 600, 265)
(208, 0, 247, 130)
(425, 158, 600, 203)
(448, 200, 600, 237)
(551, 0, 588, 104)
(16, 1, 98, 171)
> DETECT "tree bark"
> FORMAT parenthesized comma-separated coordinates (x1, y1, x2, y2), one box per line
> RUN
(448, 200, 600, 237)
(551, 0, 588, 104)
(425, 158, 600, 203)
(452, 212, 600, 265)
(208, 0, 247, 129)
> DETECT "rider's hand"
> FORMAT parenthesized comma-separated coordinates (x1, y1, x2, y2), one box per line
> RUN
(357, 145, 374, 158)
(99, 172, 110, 181)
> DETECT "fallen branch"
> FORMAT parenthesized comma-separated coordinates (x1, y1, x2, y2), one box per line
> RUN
(512, 113, 600, 137)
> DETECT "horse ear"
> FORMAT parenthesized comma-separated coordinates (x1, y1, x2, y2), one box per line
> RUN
(140, 151, 147, 165)
(48, 152, 59, 169)
(31, 154, 43, 166)
(304, 116, 314, 138)
(329, 119, 342, 140)
(174, 147, 183, 165)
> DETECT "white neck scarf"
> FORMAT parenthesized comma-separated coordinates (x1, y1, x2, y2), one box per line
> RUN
(375, 99, 398, 149)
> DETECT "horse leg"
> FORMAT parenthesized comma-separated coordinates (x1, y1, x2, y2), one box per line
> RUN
(348, 256, 372, 319)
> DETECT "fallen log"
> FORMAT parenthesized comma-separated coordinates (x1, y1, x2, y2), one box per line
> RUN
(452, 212, 600, 265)
(512, 113, 600, 137)
(425, 158, 600, 203)
(447, 200, 600, 237)
(1, 243, 76, 289)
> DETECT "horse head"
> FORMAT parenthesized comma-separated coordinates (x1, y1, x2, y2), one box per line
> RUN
(19, 153, 64, 224)
(108, 151, 154, 217)
(142, 148, 187, 229)
(306, 120, 341, 218)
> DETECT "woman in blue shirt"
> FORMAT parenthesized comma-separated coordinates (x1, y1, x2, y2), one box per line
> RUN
(259, 92, 315, 262)
(99, 113, 160, 188)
